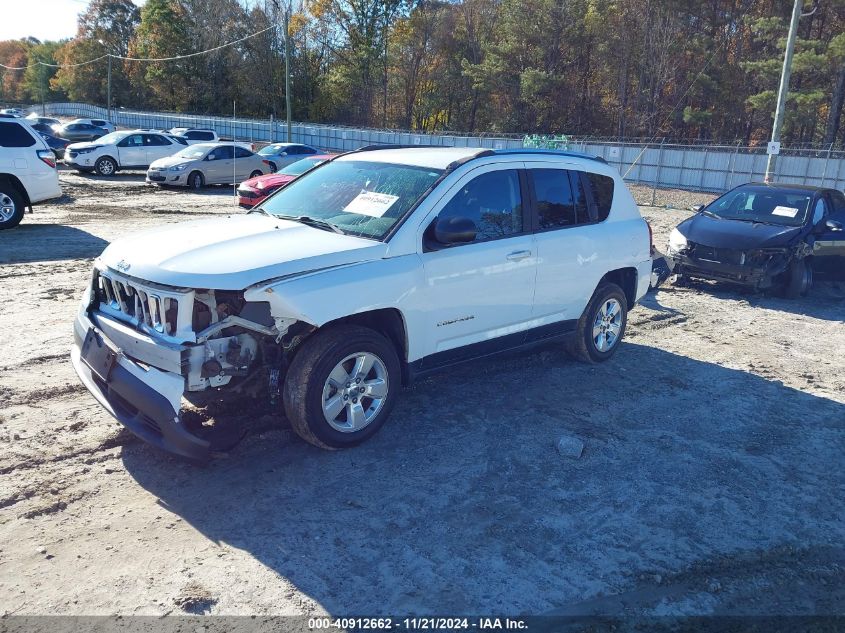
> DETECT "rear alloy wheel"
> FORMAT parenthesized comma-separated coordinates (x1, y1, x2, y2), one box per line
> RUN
(284, 325, 401, 449)
(783, 258, 812, 299)
(249, 170, 262, 179)
(94, 156, 117, 176)
(0, 186, 25, 230)
(188, 171, 204, 189)
(566, 283, 628, 363)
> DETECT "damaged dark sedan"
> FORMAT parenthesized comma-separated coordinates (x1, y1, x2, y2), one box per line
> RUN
(667, 183, 845, 297)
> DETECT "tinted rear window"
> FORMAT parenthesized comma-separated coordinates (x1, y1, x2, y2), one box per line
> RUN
(584, 172, 614, 221)
(0, 121, 36, 147)
(187, 131, 214, 140)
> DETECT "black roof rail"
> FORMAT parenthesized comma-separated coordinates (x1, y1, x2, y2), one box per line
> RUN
(491, 148, 607, 164)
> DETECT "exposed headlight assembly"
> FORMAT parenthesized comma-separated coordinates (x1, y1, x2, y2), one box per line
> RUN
(668, 228, 688, 253)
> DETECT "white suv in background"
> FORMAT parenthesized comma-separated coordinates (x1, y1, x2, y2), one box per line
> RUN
(0, 118, 61, 229)
(168, 128, 219, 144)
(72, 146, 653, 460)
(65, 130, 187, 175)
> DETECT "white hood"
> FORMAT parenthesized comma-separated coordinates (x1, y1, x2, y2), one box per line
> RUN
(149, 155, 193, 169)
(98, 214, 387, 289)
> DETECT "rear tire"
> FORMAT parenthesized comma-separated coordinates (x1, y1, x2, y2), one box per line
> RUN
(283, 325, 401, 450)
(188, 171, 204, 189)
(249, 170, 262, 179)
(94, 156, 117, 176)
(782, 258, 812, 299)
(566, 283, 628, 363)
(0, 184, 25, 230)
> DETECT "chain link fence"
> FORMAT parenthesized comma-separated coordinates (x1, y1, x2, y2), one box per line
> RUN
(37, 102, 845, 206)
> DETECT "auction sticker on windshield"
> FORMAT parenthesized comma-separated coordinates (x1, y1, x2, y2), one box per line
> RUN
(771, 205, 799, 218)
(344, 191, 399, 217)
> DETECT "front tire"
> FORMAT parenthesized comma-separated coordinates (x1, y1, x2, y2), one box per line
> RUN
(782, 258, 812, 299)
(188, 171, 204, 189)
(566, 283, 628, 363)
(94, 156, 117, 176)
(284, 325, 401, 449)
(0, 184, 25, 230)
(268, 161, 277, 173)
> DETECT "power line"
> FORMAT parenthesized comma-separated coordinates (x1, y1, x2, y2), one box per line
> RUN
(0, 24, 276, 70)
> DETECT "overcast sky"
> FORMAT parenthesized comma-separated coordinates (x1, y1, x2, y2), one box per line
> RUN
(0, 0, 147, 43)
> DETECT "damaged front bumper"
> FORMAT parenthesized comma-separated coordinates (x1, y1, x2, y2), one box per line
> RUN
(72, 308, 212, 462)
(668, 247, 792, 288)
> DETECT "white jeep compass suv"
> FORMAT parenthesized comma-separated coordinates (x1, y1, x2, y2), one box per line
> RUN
(71, 146, 652, 460)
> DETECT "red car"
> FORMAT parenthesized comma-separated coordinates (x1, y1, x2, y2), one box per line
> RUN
(237, 154, 333, 208)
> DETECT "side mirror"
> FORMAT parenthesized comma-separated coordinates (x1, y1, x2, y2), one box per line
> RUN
(433, 216, 477, 245)
(826, 219, 844, 232)
(279, 152, 287, 156)
(690, 204, 704, 213)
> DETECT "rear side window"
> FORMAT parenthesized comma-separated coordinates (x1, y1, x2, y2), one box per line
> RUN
(92, 120, 106, 127)
(144, 134, 170, 146)
(584, 172, 615, 221)
(532, 169, 592, 229)
(234, 146, 253, 158)
(0, 122, 36, 147)
(829, 191, 845, 217)
(187, 131, 214, 141)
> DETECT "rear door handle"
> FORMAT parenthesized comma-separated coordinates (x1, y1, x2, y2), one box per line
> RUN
(506, 250, 532, 261)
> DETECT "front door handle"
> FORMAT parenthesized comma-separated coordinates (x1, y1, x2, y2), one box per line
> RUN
(506, 250, 532, 261)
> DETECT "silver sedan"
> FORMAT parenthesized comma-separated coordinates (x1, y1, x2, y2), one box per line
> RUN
(146, 142, 270, 188)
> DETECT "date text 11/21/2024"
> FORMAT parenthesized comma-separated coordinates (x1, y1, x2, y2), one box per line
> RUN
(307, 617, 529, 630)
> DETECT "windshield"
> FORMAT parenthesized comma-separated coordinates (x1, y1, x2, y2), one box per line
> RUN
(260, 160, 442, 240)
(96, 131, 128, 145)
(175, 145, 210, 159)
(258, 144, 286, 156)
(280, 157, 324, 176)
(702, 186, 812, 227)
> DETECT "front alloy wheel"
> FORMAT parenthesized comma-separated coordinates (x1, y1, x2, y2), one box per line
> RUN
(321, 352, 389, 432)
(284, 325, 401, 449)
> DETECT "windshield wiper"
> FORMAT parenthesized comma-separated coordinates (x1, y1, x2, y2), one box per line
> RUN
(274, 214, 345, 234)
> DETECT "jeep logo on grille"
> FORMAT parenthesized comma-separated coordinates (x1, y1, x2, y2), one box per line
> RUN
(115, 260, 131, 272)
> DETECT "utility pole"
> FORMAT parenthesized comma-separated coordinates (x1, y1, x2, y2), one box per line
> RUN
(765, 0, 803, 182)
(107, 54, 112, 122)
(284, 7, 292, 142)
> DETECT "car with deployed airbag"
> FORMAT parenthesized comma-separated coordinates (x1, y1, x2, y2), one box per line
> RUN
(667, 182, 845, 297)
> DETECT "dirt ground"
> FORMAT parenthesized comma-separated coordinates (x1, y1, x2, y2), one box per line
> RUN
(1, 169, 843, 618)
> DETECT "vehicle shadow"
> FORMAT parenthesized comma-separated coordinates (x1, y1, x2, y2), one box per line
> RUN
(121, 342, 845, 615)
(659, 278, 845, 322)
(0, 224, 108, 264)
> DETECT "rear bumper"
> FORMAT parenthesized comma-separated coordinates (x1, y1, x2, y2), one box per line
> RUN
(72, 309, 211, 462)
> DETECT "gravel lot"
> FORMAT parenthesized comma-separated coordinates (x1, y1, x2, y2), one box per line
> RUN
(1, 168, 843, 617)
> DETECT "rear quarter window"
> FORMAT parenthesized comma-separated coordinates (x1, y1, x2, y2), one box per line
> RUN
(187, 131, 215, 141)
(585, 172, 615, 221)
(0, 121, 36, 147)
